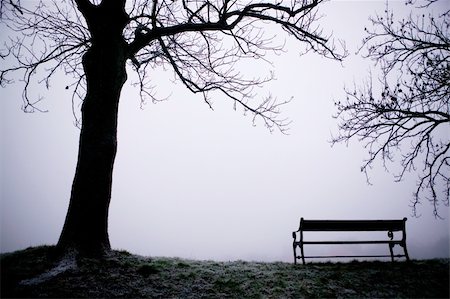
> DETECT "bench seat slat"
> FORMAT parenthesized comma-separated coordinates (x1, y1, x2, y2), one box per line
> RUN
(300, 254, 406, 259)
(299, 240, 402, 245)
(300, 220, 405, 231)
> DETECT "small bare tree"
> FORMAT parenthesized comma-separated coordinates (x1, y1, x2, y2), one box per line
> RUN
(332, 0, 449, 217)
(1, 0, 345, 255)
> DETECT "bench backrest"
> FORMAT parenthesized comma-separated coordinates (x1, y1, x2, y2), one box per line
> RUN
(299, 218, 407, 232)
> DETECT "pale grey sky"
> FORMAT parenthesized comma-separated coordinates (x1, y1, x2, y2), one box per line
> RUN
(1, 0, 449, 262)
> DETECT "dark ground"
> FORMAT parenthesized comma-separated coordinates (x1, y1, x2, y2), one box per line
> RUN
(1, 246, 449, 298)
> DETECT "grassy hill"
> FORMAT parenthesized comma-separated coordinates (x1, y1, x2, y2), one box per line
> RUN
(1, 246, 449, 298)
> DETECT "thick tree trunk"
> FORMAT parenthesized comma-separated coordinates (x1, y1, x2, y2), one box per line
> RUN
(57, 38, 128, 255)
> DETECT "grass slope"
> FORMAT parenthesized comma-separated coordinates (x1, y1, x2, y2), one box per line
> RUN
(1, 246, 449, 298)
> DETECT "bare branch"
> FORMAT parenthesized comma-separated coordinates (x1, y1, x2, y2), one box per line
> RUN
(125, 0, 346, 132)
(1, 0, 90, 113)
(332, 1, 449, 216)
(2, 0, 346, 132)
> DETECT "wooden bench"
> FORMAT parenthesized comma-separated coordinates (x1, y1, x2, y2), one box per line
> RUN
(292, 218, 410, 264)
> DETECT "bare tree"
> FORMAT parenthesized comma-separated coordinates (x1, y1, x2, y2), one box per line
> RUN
(332, 0, 449, 217)
(1, 0, 345, 255)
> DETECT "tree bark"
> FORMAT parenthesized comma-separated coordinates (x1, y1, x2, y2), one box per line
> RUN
(57, 45, 127, 255)
(57, 5, 128, 254)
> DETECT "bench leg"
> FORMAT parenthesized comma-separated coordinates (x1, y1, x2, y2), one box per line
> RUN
(300, 244, 305, 265)
(402, 242, 410, 262)
(293, 243, 297, 265)
(388, 243, 395, 262)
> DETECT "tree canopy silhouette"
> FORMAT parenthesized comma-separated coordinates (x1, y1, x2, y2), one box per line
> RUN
(1, 0, 345, 255)
(332, 0, 449, 217)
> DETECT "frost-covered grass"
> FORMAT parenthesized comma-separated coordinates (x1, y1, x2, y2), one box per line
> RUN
(1, 246, 449, 298)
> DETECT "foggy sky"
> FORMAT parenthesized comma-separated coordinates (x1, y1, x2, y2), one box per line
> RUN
(1, 0, 449, 262)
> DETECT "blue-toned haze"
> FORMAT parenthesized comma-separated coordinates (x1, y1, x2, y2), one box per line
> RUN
(1, 0, 448, 261)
